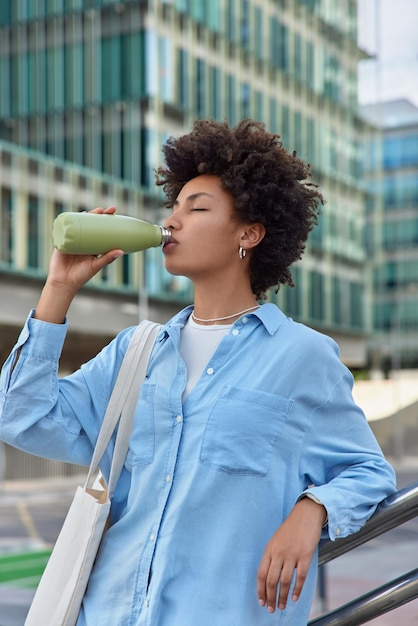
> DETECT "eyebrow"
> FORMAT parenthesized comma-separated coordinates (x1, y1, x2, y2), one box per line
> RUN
(173, 192, 216, 206)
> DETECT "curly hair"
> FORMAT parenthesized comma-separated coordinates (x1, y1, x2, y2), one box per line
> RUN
(155, 119, 323, 299)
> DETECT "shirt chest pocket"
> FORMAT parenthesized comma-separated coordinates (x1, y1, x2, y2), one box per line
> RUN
(125, 383, 155, 469)
(199, 386, 293, 476)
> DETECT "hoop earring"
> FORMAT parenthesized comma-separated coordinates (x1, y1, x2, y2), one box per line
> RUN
(239, 246, 247, 260)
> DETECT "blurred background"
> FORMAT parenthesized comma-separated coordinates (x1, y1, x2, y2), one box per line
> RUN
(0, 3, 417, 621)
(1, 0, 417, 478)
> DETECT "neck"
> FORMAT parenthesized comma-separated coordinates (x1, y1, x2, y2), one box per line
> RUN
(191, 304, 259, 324)
(192, 282, 258, 326)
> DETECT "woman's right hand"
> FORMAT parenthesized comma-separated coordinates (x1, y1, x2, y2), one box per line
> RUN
(34, 207, 124, 323)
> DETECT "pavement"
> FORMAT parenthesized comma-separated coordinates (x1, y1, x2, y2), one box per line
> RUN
(0, 459, 417, 626)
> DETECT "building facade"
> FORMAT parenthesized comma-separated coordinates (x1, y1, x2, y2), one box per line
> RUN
(0, 0, 370, 370)
(361, 99, 418, 373)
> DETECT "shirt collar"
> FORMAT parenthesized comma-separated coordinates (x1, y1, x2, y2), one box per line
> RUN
(158, 303, 287, 340)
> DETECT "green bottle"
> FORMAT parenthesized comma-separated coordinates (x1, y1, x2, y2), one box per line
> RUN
(52, 212, 171, 255)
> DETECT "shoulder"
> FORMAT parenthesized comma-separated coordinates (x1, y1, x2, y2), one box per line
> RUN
(260, 304, 340, 360)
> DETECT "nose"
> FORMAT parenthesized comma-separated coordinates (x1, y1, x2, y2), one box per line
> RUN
(163, 209, 180, 232)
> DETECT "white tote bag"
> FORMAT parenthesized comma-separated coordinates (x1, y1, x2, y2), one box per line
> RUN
(25, 320, 160, 626)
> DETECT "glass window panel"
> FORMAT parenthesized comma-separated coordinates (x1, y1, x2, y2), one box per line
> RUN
(160, 37, 174, 103)
(306, 41, 314, 90)
(0, 188, 13, 265)
(196, 58, 205, 117)
(227, 74, 236, 125)
(294, 33, 302, 82)
(28, 195, 39, 269)
(269, 98, 279, 133)
(16, 0, 29, 21)
(309, 270, 324, 322)
(281, 105, 289, 148)
(177, 48, 188, 108)
(145, 30, 158, 97)
(0, 52, 11, 116)
(226, 2, 235, 41)
(101, 36, 121, 102)
(284, 266, 301, 318)
(255, 7, 263, 60)
(18, 53, 29, 115)
(255, 91, 263, 122)
(121, 33, 143, 99)
(241, 82, 250, 119)
(350, 282, 363, 329)
(210, 66, 220, 119)
(0, 3, 11, 24)
(207, 0, 220, 31)
(241, 0, 250, 49)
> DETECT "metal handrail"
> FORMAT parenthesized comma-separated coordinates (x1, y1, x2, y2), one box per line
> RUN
(308, 481, 418, 625)
(319, 480, 418, 565)
(309, 568, 418, 626)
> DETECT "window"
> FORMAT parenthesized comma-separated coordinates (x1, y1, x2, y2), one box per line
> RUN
(227, 74, 236, 125)
(0, 188, 13, 265)
(349, 282, 363, 329)
(210, 66, 221, 119)
(196, 58, 205, 117)
(241, 83, 250, 119)
(28, 196, 39, 269)
(102, 36, 121, 102)
(160, 37, 175, 104)
(270, 18, 288, 72)
(177, 49, 188, 109)
(284, 266, 301, 317)
(254, 7, 263, 60)
(309, 270, 324, 322)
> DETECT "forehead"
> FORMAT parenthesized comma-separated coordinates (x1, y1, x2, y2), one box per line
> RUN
(177, 174, 223, 199)
(174, 174, 237, 218)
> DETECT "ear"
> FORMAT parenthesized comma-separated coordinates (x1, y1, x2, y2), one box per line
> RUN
(240, 223, 266, 251)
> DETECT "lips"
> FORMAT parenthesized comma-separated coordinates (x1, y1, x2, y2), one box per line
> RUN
(162, 239, 178, 252)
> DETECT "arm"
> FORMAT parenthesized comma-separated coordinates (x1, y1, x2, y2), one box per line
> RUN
(0, 207, 126, 463)
(257, 363, 396, 614)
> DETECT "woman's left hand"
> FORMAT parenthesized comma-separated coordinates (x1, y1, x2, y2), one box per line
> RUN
(257, 497, 326, 613)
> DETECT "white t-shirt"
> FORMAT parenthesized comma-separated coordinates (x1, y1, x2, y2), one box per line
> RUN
(180, 315, 232, 399)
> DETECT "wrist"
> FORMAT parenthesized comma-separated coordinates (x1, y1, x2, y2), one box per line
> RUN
(34, 282, 76, 323)
(298, 493, 328, 527)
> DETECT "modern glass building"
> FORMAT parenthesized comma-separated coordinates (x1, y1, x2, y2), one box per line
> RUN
(0, 0, 371, 369)
(361, 99, 418, 372)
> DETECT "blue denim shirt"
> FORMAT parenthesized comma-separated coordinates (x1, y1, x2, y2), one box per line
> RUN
(0, 304, 396, 626)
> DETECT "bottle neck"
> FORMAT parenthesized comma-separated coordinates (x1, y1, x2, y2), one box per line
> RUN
(159, 226, 172, 245)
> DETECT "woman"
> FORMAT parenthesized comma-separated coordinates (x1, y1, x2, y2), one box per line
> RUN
(0, 119, 396, 625)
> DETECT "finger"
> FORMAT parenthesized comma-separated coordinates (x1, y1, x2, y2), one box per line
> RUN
(277, 562, 296, 611)
(256, 554, 271, 609)
(90, 206, 116, 214)
(290, 560, 309, 604)
(94, 250, 124, 268)
(264, 560, 284, 613)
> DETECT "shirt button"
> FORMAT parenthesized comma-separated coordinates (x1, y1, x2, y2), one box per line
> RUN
(145, 600, 150, 608)
(165, 474, 172, 483)
(242, 316, 248, 323)
(206, 367, 214, 375)
(176, 415, 183, 423)
(149, 533, 155, 542)
(232, 329, 239, 336)
(335, 527, 341, 536)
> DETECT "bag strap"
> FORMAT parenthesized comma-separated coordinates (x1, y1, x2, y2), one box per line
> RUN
(85, 320, 161, 495)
